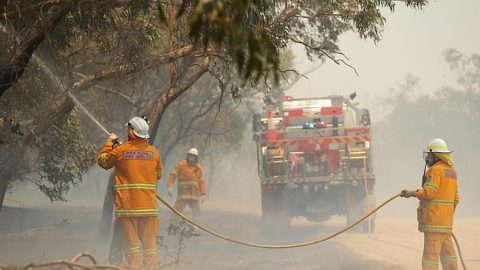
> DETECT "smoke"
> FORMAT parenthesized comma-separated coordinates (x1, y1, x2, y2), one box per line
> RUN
(371, 76, 480, 218)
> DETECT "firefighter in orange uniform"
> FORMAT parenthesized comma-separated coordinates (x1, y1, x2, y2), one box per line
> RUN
(167, 148, 207, 233)
(401, 138, 459, 270)
(98, 116, 163, 270)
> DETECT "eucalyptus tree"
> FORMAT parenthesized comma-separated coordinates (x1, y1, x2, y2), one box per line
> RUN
(0, 0, 428, 210)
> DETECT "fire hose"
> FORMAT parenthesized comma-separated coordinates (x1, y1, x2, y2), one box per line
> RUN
(63, 91, 467, 269)
(157, 193, 399, 249)
(157, 194, 467, 269)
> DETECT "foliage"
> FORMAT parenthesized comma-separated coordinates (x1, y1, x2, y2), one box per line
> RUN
(0, 0, 430, 207)
(0, 57, 95, 204)
(187, 0, 428, 83)
(167, 220, 195, 269)
(1, 0, 430, 89)
(37, 109, 96, 202)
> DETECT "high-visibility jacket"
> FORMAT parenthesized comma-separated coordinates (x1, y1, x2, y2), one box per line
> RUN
(98, 136, 163, 217)
(167, 160, 207, 201)
(415, 161, 459, 233)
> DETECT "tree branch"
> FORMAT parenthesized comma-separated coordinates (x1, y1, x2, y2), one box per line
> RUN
(72, 45, 195, 91)
(0, 0, 133, 23)
(149, 56, 210, 144)
(73, 72, 136, 104)
(0, 4, 68, 97)
(266, 30, 359, 76)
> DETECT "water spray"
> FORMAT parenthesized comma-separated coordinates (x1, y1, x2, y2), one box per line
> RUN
(31, 48, 112, 136)
(66, 91, 111, 136)
(1, 24, 111, 136)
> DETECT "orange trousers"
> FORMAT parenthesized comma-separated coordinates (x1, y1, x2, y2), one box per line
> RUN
(174, 200, 201, 218)
(422, 232, 458, 270)
(170, 200, 201, 232)
(118, 216, 159, 270)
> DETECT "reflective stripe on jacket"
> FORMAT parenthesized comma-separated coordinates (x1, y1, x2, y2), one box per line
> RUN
(167, 159, 207, 201)
(415, 161, 459, 233)
(97, 136, 163, 217)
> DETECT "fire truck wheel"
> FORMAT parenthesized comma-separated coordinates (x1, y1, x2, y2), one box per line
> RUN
(261, 184, 291, 228)
(346, 186, 376, 233)
(361, 218, 375, 233)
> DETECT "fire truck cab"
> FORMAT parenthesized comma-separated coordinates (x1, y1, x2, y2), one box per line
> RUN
(252, 95, 375, 232)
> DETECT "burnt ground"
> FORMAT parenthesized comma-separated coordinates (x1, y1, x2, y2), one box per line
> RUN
(0, 204, 404, 269)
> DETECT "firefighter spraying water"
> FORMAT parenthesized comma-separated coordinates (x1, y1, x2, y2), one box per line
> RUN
(97, 117, 163, 270)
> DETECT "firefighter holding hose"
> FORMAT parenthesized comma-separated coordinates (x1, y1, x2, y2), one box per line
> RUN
(98, 116, 163, 270)
(401, 138, 459, 270)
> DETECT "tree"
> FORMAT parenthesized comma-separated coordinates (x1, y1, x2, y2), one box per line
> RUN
(374, 50, 480, 211)
(1, 0, 429, 95)
(0, 0, 429, 210)
(0, 60, 95, 210)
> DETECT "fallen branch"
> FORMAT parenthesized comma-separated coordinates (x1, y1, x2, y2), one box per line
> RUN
(70, 253, 97, 265)
(0, 253, 129, 270)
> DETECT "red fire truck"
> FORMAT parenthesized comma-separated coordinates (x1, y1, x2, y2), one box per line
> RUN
(252, 95, 375, 232)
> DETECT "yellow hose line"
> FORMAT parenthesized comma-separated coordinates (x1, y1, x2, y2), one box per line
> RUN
(157, 193, 468, 269)
(452, 233, 468, 270)
(156, 193, 400, 249)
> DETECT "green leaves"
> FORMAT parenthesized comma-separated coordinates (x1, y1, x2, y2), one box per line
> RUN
(185, 0, 428, 84)
(189, 0, 280, 83)
(37, 109, 96, 202)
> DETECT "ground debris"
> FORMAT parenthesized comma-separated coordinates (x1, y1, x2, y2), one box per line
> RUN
(0, 253, 128, 270)
(25, 219, 70, 237)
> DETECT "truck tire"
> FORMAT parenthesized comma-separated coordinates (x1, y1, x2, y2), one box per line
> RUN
(346, 185, 376, 233)
(261, 184, 291, 228)
(361, 216, 375, 233)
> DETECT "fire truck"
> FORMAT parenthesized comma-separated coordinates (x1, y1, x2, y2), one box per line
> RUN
(252, 95, 376, 232)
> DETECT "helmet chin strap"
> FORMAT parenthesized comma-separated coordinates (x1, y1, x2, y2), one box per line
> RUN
(421, 161, 428, 186)
(425, 153, 440, 167)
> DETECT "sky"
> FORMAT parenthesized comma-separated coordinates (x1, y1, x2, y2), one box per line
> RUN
(289, 0, 480, 116)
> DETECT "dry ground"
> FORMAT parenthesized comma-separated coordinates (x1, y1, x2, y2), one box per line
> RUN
(0, 202, 478, 269)
(337, 218, 480, 269)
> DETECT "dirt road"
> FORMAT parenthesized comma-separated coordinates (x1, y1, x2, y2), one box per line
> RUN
(338, 218, 480, 270)
(0, 203, 478, 269)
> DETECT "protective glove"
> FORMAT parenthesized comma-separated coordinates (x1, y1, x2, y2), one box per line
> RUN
(109, 133, 119, 141)
(400, 189, 417, 198)
(201, 195, 206, 204)
(167, 186, 173, 197)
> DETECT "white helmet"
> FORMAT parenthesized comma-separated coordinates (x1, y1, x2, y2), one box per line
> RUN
(187, 147, 199, 156)
(424, 138, 452, 153)
(126, 116, 150, 139)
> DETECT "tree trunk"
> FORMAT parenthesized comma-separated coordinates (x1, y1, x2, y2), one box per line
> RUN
(97, 172, 115, 240)
(147, 1, 179, 147)
(0, 5, 68, 96)
(168, 2, 178, 83)
(149, 57, 210, 144)
(0, 181, 8, 212)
